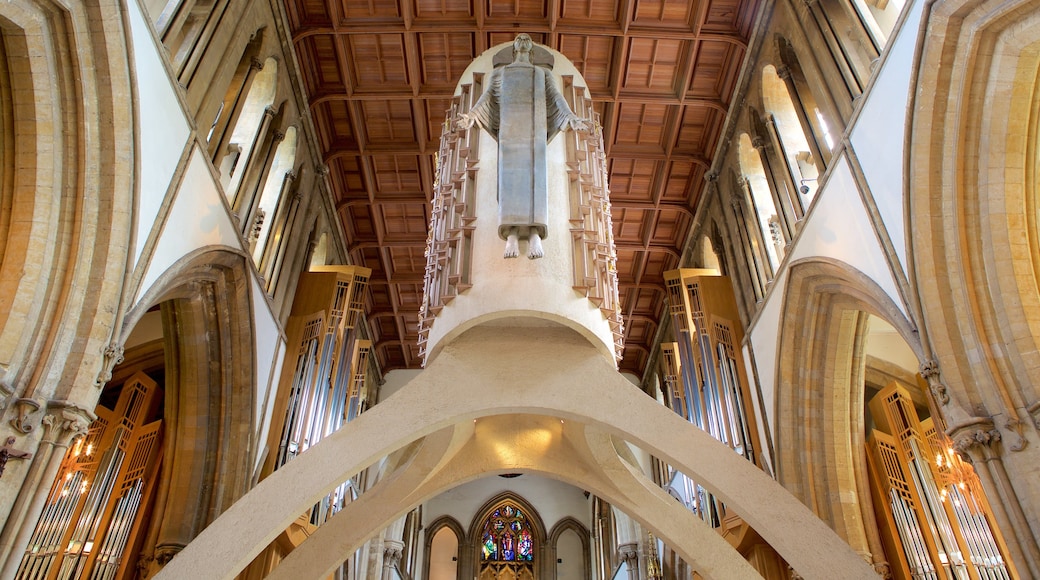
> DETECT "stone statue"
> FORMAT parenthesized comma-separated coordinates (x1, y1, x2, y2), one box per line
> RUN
(457, 34, 588, 259)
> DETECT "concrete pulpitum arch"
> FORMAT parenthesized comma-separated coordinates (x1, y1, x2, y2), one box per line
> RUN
(157, 325, 878, 580)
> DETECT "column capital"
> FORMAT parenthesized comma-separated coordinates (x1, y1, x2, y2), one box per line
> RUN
(41, 404, 93, 447)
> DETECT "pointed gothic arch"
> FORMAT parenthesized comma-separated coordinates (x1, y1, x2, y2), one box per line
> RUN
(547, 517, 591, 580)
(774, 257, 922, 568)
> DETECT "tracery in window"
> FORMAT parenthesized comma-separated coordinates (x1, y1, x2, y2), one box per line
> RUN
(478, 501, 539, 580)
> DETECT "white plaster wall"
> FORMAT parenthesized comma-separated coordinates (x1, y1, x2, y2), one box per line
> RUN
(746, 269, 787, 447)
(252, 277, 285, 469)
(135, 146, 244, 306)
(425, 42, 617, 365)
(423, 474, 592, 538)
(126, 0, 191, 268)
(848, 0, 926, 275)
(788, 157, 905, 313)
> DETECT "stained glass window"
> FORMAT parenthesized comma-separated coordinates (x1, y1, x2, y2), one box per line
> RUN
(479, 502, 535, 562)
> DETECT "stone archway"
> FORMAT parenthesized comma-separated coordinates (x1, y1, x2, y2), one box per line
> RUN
(908, 0, 1040, 572)
(0, 0, 134, 569)
(124, 248, 258, 571)
(156, 324, 878, 580)
(774, 258, 921, 570)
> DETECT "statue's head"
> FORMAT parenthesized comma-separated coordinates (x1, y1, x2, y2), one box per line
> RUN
(513, 34, 534, 57)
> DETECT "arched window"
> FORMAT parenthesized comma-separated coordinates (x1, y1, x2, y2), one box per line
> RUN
(473, 497, 545, 580)
(424, 518, 463, 580)
(480, 504, 535, 563)
(738, 133, 784, 272)
(251, 126, 299, 289)
(219, 57, 277, 203)
(762, 64, 822, 208)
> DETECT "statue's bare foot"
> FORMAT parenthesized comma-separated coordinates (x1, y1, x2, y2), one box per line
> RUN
(504, 232, 520, 259)
(527, 230, 544, 260)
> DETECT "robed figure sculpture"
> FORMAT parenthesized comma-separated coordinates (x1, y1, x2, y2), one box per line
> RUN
(457, 34, 587, 259)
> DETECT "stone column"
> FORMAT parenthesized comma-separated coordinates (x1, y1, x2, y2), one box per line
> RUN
(951, 420, 1040, 578)
(382, 539, 404, 580)
(617, 542, 640, 580)
(0, 404, 92, 577)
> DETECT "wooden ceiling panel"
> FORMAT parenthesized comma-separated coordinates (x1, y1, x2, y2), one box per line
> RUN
(557, 34, 615, 96)
(620, 38, 686, 97)
(287, 0, 331, 28)
(558, 0, 622, 26)
(418, 33, 476, 89)
(341, 0, 402, 22)
(424, 98, 454, 143)
(372, 155, 424, 195)
(318, 100, 356, 149)
(344, 204, 377, 241)
(485, 0, 548, 21)
(348, 34, 411, 92)
(674, 105, 713, 155)
(649, 209, 691, 248)
(612, 102, 671, 153)
(661, 160, 698, 205)
(284, 0, 759, 375)
(607, 158, 658, 203)
(412, 0, 474, 20)
(630, 0, 697, 31)
(380, 204, 429, 241)
(299, 36, 347, 98)
(358, 100, 417, 146)
(687, 40, 742, 100)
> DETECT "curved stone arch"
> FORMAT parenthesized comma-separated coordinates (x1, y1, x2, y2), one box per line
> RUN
(908, 0, 1040, 439)
(422, 516, 466, 580)
(123, 247, 258, 563)
(0, 0, 133, 405)
(774, 257, 921, 564)
(157, 324, 877, 580)
(546, 517, 591, 580)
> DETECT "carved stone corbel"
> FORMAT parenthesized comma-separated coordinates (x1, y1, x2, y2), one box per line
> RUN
(383, 540, 404, 567)
(918, 359, 950, 405)
(9, 398, 41, 433)
(94, 342, 126, 388)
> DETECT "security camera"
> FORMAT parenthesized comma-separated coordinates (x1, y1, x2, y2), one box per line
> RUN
(799, 184, 810, 195)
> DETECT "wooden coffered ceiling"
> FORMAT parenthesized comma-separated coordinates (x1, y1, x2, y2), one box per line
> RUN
(283, 0, 760, 376)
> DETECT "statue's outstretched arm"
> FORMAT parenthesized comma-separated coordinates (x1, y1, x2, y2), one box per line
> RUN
(544, 72, 588, 138)
(456, 70, 502, 139)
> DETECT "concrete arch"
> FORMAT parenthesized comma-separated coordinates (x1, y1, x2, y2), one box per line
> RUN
(265, 416, 762, 580)
(774, 258, 921, 564)
(157, 325, 877, 580)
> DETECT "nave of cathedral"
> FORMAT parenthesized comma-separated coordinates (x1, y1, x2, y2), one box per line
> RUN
(1, 0, 1039, 578)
